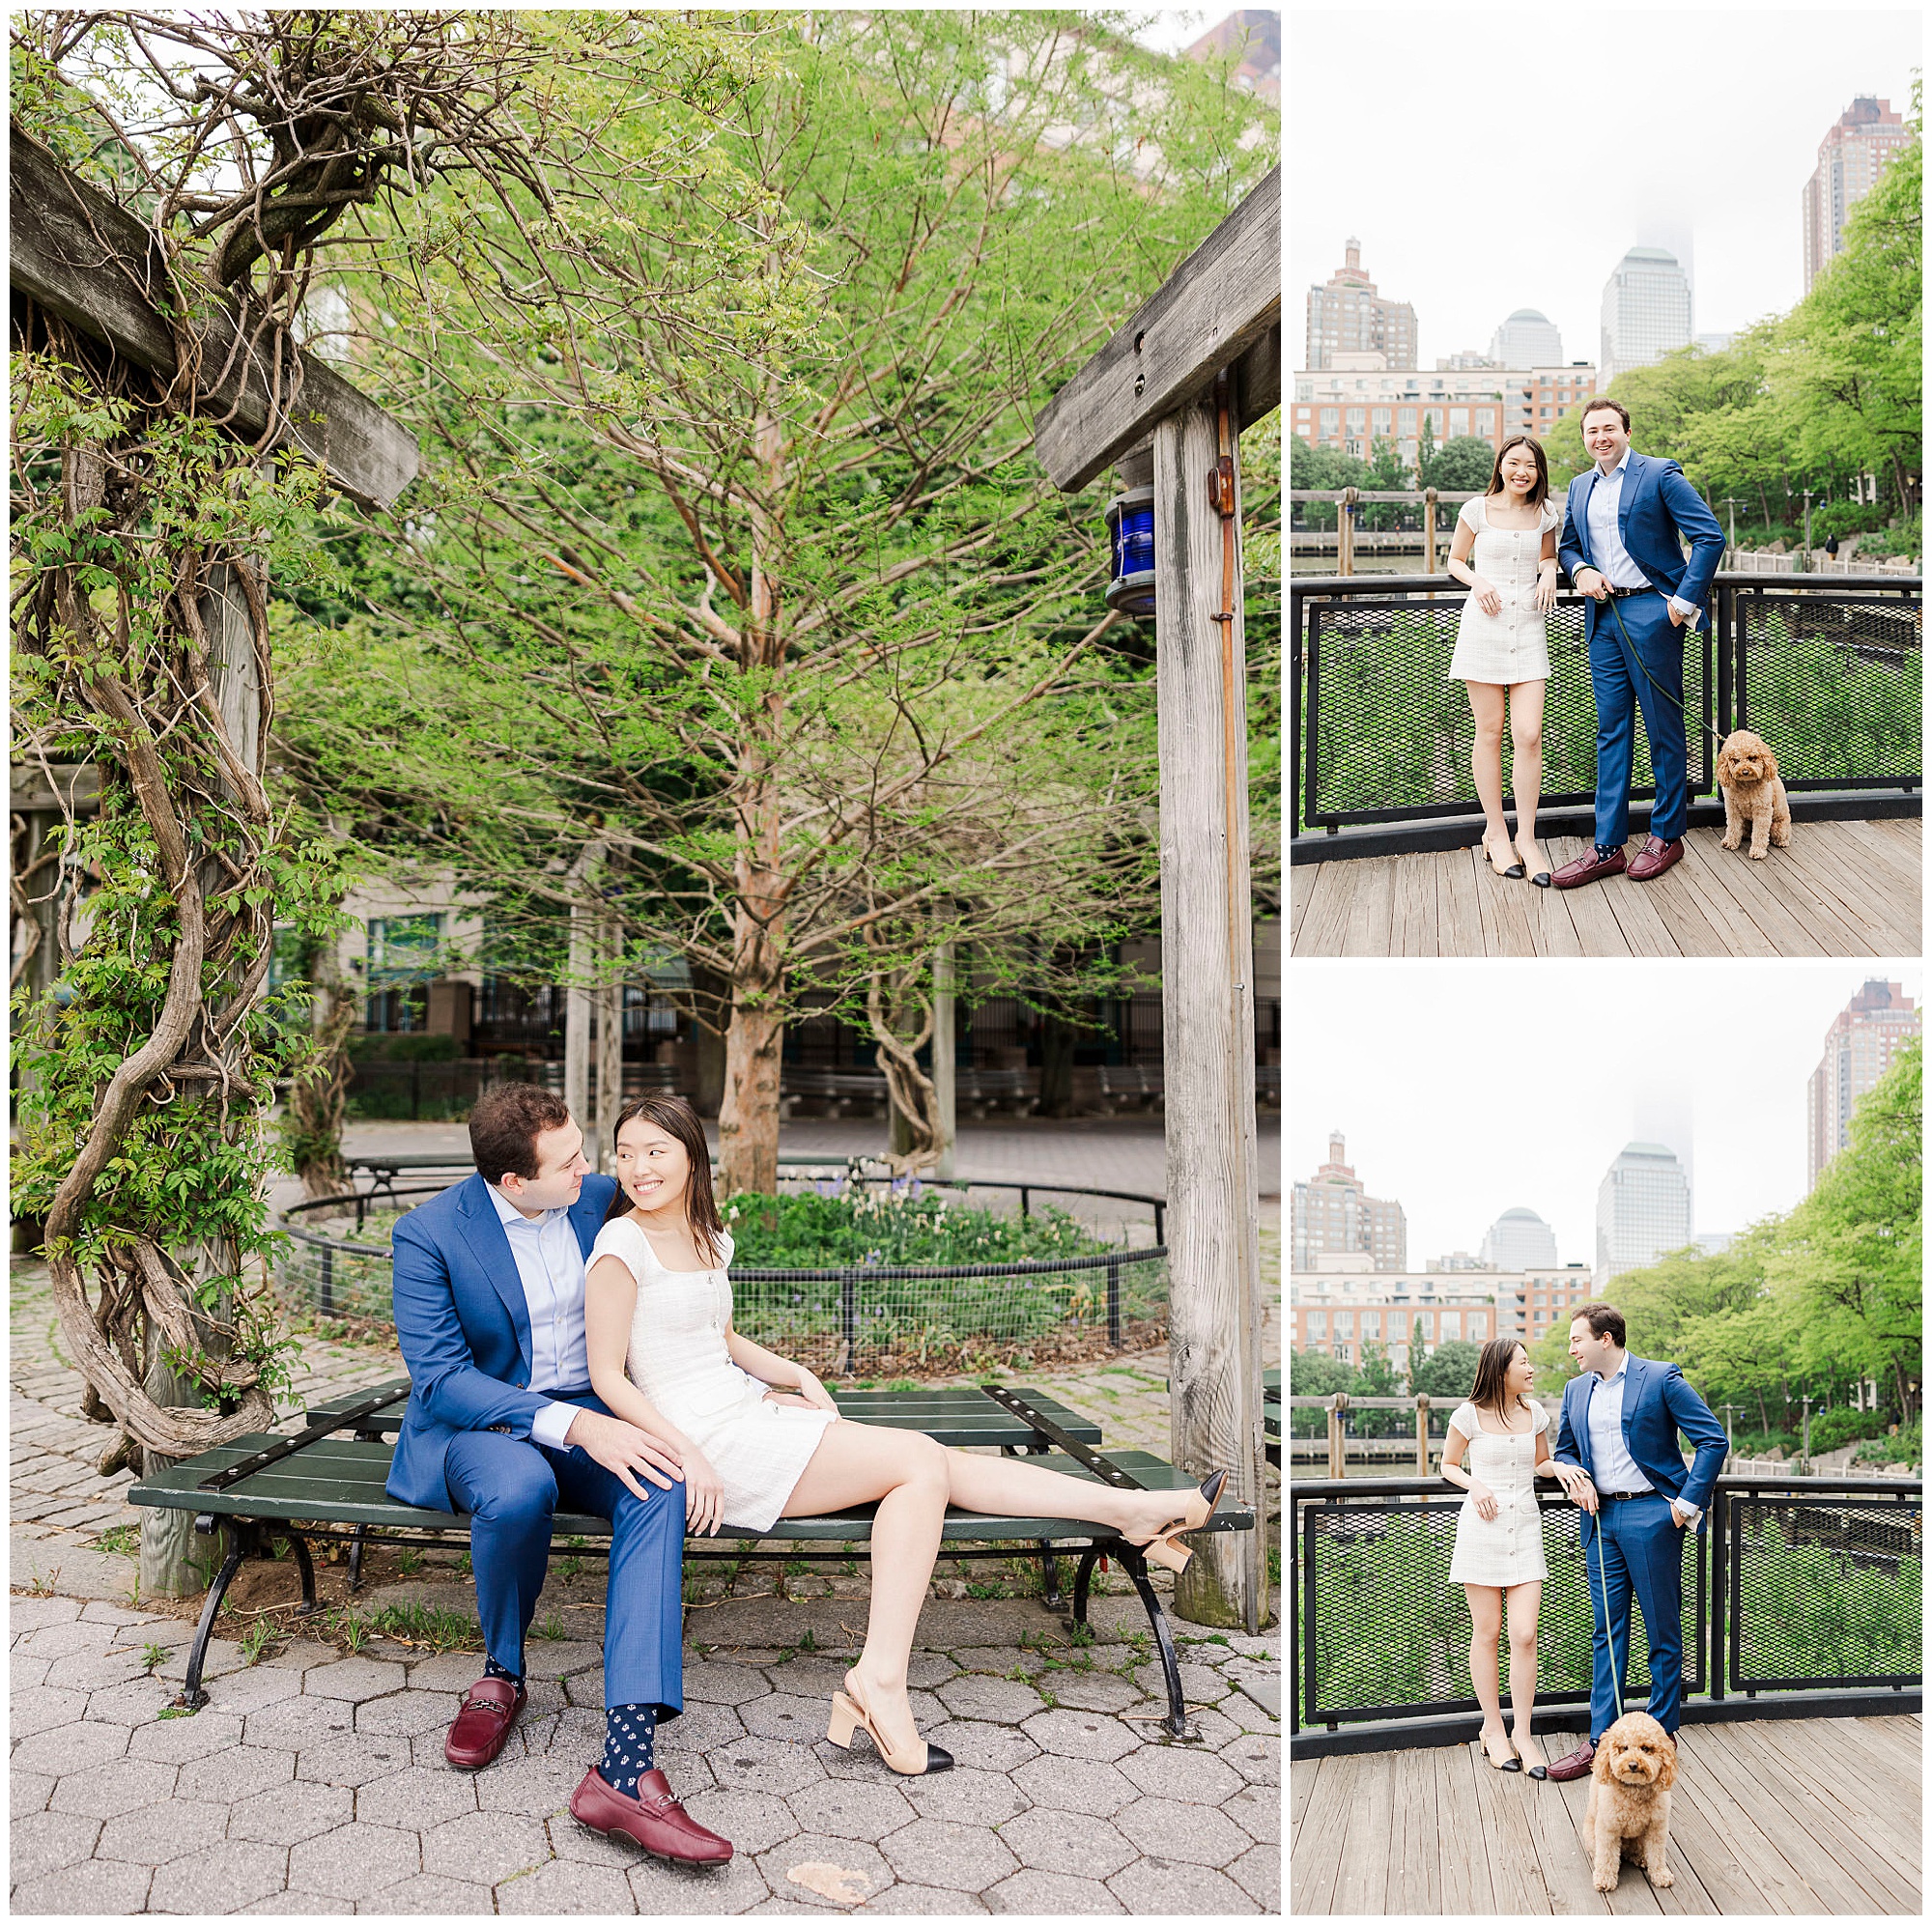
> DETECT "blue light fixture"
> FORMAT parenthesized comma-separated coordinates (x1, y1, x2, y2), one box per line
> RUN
(1104, 485, 1156, 618)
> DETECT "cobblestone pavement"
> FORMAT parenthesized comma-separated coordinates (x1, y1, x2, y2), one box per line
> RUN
(10, 1119, 1281, 1914)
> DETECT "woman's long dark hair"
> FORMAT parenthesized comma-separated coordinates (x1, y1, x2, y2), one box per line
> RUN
(1484, 434, 1548, 507)
(602, 1092, 726, 1265)
(1467, 1336, 1532, 1420)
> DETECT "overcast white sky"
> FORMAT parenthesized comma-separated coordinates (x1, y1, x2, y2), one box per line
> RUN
(1291, 961, 1921, 1267)
(1290, 5, 1921, 368)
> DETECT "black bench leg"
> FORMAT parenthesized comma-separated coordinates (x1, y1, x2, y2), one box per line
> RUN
(1119, 1547, 1198, 1742)
(348, 1522, 368, 1594)
(178, 1519, 251, 1711)
(1038, 1548, 1063, 1610)
(281, 1529, 321, 1616)
(1070, 1549, 1100, 1627)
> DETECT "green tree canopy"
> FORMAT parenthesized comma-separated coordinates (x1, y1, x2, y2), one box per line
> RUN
(1418, 436, 1496, 494)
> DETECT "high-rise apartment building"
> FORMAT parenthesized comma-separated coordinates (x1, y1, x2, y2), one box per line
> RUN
(1600, 247, 1691, 384)
(1807, 980, 1920, 1189)
(1480, 1207, 1560, 1271)
(1804, 98, 1912, 293)
(1305, 239, 1417, 371)
(1489, 308, 1562, 367)
(1292, 1131, 1407, 1272)
(1595, 1142, 1692, 1286)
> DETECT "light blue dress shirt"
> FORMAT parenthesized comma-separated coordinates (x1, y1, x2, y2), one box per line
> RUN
(1585, 452, 1702, 629)
(1586, 1356, 1700, 1525)
(487, 1181, 591, 1451)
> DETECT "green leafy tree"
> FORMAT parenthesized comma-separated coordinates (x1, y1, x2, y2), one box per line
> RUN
(1406, 1336, 1486, 1404)
(1289, 435, 1368, 531)
(1418, 435, 1496, 494)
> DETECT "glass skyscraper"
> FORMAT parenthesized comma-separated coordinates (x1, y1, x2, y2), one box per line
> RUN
(1599, 247, 1691, 385)
(1594, 1142, 1692, 1286)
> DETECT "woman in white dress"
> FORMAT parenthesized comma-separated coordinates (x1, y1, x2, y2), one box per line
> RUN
(1441, 1337, 1565, 1776)
(1445, 436, 1563, 887)
(582, 1094, 1228, 1777)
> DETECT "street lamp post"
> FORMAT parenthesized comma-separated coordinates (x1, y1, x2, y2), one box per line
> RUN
(1803, 488, 1814, 564)
(1719, 496, 1744, 562)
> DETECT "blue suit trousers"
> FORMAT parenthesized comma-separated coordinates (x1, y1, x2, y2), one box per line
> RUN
(1585, 1493, 1686, 1741)
(444, 1408, 686, 1717)
(1587, 592, 1690, 846)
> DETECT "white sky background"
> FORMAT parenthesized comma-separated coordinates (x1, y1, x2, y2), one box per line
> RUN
(1289, 4, 1922, 368)
(1291, 961, 1922, 1267)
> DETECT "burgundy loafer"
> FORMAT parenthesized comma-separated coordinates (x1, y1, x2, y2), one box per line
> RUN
(1550, 847, 1627, 890)
(444, 1676, 526, 1770)
(1545, 1741, 1597, 1782)
(570, 1766, 733, 1865)
(1627, 834, 1684, 881)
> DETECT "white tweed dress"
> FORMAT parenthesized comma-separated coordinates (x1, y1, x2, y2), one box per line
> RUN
(1447, 1399, 1549, 1586)
(1448, 496, 1562, 685)
(591, 1217, 836, 1533)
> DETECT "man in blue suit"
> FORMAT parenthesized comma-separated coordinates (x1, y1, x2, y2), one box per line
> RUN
(1553, 398, 1727, 888)
(388, 1082, 730, 1862)
(1544, 1301, 1728, 1782)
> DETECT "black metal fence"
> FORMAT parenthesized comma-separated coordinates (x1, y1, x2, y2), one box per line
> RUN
(1292, 1475, 1920, 1739)
(1292, 574, 1921, 842)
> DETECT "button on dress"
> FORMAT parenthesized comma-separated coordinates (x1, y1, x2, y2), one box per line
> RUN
(1448, 497, 1563, 685)
(1446, 1398, 1550, 1585)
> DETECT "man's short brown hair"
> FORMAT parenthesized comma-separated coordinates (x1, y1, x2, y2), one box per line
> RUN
(1572, 1301, 1628, 1347)
(469, 1081, 572, 1186)
(1580, 396, 1631, 432)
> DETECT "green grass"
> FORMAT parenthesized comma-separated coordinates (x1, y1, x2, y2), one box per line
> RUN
(94, 1524, 139, 1557)
(321, 1600, 484, 1654)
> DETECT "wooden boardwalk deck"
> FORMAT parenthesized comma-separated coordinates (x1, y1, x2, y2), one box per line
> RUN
(1291, 818, 1921, 957)
(1291, 1714, 1921, 1915)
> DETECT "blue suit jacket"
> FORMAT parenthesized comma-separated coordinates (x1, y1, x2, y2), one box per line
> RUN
(1552, 1354, 1729, 1543)
(1558, 452, 1727, 612)
(386, 1171, 620, 1511)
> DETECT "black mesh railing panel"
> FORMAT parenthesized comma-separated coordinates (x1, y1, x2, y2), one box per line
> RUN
(1737, 588, 1922, 789)
(1728, 1493, 1922, 1691)
(1299, 1495, 1699, 1725)
(1304, 594, 1708, 829)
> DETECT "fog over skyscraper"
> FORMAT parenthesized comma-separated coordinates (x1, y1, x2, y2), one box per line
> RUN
(1600, 246, 1691, 384)
(1595, 1142, 1692, 1287)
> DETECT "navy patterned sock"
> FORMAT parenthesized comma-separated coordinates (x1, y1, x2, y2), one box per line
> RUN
(601, 1702, 660, 1797)
(484, 1655, 523, 1689)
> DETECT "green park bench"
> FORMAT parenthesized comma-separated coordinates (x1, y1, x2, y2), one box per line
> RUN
(1264, 1369, 1281, 1469)
(128, 1380, 1252, 1739)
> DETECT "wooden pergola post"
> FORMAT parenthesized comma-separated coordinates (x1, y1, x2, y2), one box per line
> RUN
(1035, 167, 1279, 1633)
(11, 128, 417, 1595)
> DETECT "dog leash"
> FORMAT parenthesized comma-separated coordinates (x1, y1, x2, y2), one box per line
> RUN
(1598, 587, 1729, 756)
(1588, 1509, 1625, 1725)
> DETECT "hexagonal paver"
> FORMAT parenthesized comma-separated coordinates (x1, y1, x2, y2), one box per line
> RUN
(421, 1808, 552, 1885)
(786, 1776, 915, 1842)
(1041, 1670, 1145, 1714)
(710, 1735, 830, 1798)
(288, 1821, 421, 1900)
(14, 1618, 107, 1659)
(1217, 1730, 1279, 1786)
(1106, 1856, 1257, 1914)
(10, 1809, 103, 1883)
(356, 1763, 481, 1830)
(10, 1595, 86, 1634)
(362, 1872, 496, 1913)
(357, 1687, 462, 1737)
(1227, 1839, 1281, 1908)
(96, 1797, 230, 1867)
(13, 1769, 56, 1819)
(918, 1719, 1039, 1775)
(495, 1856, 634, 1912)
(175, 1743, 298, 1805)
(174, 1664, 305, 1717)
(663, 1700, 749, 1756)
(9, 1856, 154, 1916)
(627, 1849, 772, 1914)
(521, 1639, 603, 1681)
(564, 1669, 608, 1709)
(128, 1710, 247, 1765)
(934, 1675, 1044, 1725)
(1018, 1708, 1139, 1764)
(879, 1816, 1016, 1891)
(1113, 1794, 1249, 1867)
(900, 1767, 1026, 1827)
(1000, 1805, 1137, 1879)
(300, 1654, 411, 1703)
(674, 1786, 801, 1858)
(865, 1884, 989, 1914)
(738, 1691, 833, 1745)
(1009, 1753, 1134, 1817)
(475, 1751, 586, 1818)
(294, 1732, 413, 1787)
(146, 1839, 291, 1915)
(81, 1678, 185, 1726)
(755, 1831, 893, 1911)
(242, 1696, 357, 1751)
(1119, 1743, 1243, 1804)
(13, 1716, 130, 1777)
(984, 1868, 1124, 1913)
(409, 1650, 495, 1693)
(228, 1778, 355, 1846)
(1223, 1783, 1278, 1845)
(684, 1661, 778, 1707)
(46, 1756, 178, 1821)
(43, 1648, 150, 1692)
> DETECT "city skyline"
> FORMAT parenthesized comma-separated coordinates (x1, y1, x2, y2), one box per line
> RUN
(1291, 961, 1922, 1276)
(1290, 10, 1920, 370)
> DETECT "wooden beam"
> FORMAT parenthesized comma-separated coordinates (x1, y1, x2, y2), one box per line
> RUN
(10, 761, 101, 815)
(1035, 166, 1279, 494)
(10, 127, 418, 509)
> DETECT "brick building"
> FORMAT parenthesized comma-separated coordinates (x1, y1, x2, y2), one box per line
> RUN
(1304, 238, 1416, 371)
(1807, 979, 1920, 1189)
(1292, 363, 1599, 465)
(1804, 97, 1913, 292)
(1292, 1132, 1406, 1271)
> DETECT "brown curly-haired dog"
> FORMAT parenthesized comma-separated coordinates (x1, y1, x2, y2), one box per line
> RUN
(1583, 1711, 1676, 1893)
(1717, 728, 1792, 860)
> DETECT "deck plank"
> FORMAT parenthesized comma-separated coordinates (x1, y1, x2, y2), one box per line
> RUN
(1387, 1741, 1442, 1913)
(1341, 854, 1396, 955)
(1391, 846, 1437, 956)
(1294, 859, 1351, 956)
(1434, 1738, 1500, 1914)
(1835, 816, 1925, 893)
(1772, 830, 1921, 955)
(1673, 834, 1790, 956)
(1438, 843, 1487, 958)
(1332, 1745, 1396, 1915)
(1292, 1752, 1360, 1913)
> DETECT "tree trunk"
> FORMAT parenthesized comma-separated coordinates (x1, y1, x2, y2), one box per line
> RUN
(691, 965, 728, 1118)
(1037, 1003, 1077, 1118)
(291, 927, 355, 1201)
(563, 840, 608, 1156)
(593, 912, 623, 1174)
(719, 990, 783, 1197)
